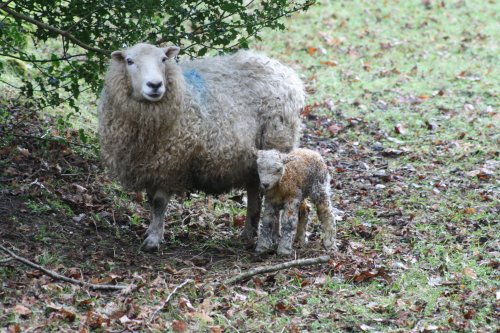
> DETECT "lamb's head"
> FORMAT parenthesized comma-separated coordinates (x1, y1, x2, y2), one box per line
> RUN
(111, 43, 180, 102)
(256, 150, 286, 191)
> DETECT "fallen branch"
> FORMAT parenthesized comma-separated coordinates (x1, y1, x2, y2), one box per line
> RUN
(224, 255, 330, 285)
(0, 244, 128, 291)
(150, 279, 193, 323)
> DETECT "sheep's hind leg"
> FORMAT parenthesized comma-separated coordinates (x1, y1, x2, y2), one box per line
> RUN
(255, 199, 278, 255)
(241, 182, 262, 242)
(142, 189, 170, 252)
(277, 199, 300, 257)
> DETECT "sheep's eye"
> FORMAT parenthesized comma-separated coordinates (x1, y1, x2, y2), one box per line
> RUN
(126, 58, 134, 65)
(161, 57, 168, 63)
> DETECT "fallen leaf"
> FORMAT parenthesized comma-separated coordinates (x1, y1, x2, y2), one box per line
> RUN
(463, 267, 477, 279)
(86, 311, 110, 329)
(463, 207, 475, 214)
(320, 60, 337, 67)
(307, 47, 317, 56)
(360, 324, 375, 331)
(233, 215, 246, 228)
(187, 311, 214, 323)
(351, 268, 391, 284)
(275, 301, 296, 314)
(172, 319, 188, 333)
(428, 276, 442, 286)
(17, 147, 30, 157)
(394, 123, 406, 135)
(13, 304, 31, 317)
(463, 308, 475, 319)
(178, 297, 196, 312)
(48, 307, 76, 323)
(7, 324, 21, 333)
(328, 123, 344, 136)
(466, 168, 494, 179)
(425, 120, 438, 130)
(210, 326, 223, 333)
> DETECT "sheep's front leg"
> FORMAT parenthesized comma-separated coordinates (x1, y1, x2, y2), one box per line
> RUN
(255, 198, 279, 255)
(142, 189, 170, 252)
(241, 182, 262, 242)
(277, 198, 300, 257)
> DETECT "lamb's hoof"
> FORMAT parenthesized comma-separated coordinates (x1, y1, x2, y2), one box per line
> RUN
(322, 236, 336, 251)
(141, 234, 162, 252)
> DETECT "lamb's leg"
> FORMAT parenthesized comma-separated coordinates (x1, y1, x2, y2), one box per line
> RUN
(255, 198, 278, 255)
(314, 186, 337, 251)
(295, 199, 311, 247)
(241, 182, 262, 242)
(142, 189, 169, 252)
(277, 198, 300, 257)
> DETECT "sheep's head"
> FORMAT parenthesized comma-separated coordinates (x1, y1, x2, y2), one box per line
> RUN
(111, 43, 180, 102)
(256, 149, 286, 191)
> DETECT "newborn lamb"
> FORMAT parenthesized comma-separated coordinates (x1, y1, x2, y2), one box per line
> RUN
(255, 148, 337, 256)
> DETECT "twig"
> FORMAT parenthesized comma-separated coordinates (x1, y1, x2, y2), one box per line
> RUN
(0, 6, 107, 54)
(150, 279, 193, 323)
(0, 52, 86, 63)
(11, 134, 94, 149)
(0, 244, 128, 291)
(224, 255, 330, 285)
(0, 0, 15, 9)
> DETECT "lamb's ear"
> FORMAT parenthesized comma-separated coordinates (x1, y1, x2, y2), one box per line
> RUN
(111, 51, 124, 61)
(163, 46, 180, 59)
(283, 154, 298, 164)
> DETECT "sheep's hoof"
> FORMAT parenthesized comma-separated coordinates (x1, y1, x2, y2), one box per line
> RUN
(294, 236, 308, 248)
(276, 246, 293, 258)
(255, 242, 274, 256)
(240, 225, 257, 243)
(141, 234, 162, 252)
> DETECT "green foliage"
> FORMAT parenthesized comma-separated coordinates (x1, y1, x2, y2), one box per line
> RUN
(0, 0, 315, 110)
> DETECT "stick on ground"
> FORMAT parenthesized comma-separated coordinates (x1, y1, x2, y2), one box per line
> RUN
(0, 244, 129, 291)
(224, 255, 330, 285)
(150, 279, 193, 323)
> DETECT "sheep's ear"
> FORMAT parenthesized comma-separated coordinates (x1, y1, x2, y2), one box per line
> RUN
(111, 51, 124, 61)
(163, 46, 180, 59)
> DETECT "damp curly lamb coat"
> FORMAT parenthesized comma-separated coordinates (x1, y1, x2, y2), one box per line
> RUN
(255, 148, 337, 256)
(98, 43, 304, 251)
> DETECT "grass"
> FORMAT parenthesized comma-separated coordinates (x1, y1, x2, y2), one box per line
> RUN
(246, 0, 499, 331)
(1, 0, 499, 332)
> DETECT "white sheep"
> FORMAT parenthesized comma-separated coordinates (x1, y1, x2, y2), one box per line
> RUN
(98, 43, 304, 251)
(255, 148, 337, 256)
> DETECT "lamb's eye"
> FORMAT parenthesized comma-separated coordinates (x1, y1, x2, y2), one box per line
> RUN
(162, 57, 168, 63)
(126, 58, 134, 65)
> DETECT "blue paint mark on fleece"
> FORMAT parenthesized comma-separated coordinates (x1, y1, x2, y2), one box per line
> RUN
(183, 69, 205, 94)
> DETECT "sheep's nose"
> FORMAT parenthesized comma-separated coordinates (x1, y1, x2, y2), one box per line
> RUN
(261, 183, 269, 190)
(147, 81, 163, 90)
